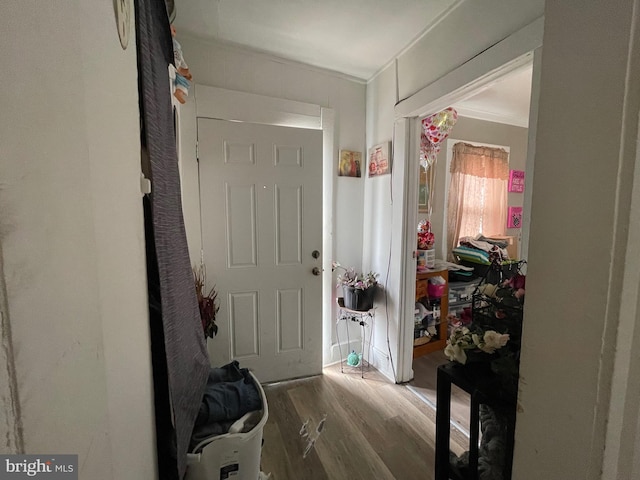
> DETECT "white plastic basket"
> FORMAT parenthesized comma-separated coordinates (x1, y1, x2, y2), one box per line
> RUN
(185, 371, 269, 480)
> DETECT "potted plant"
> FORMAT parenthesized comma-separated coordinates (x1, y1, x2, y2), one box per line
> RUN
(332, 261, 379, 311)
(193, 265, 219, 338)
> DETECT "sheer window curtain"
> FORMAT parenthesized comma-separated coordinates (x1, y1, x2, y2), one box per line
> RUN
(446, 142, 509, 261)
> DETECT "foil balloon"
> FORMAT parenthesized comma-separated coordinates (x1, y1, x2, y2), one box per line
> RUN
(421, 107, 458, 145)
(419, 133, 440, 168)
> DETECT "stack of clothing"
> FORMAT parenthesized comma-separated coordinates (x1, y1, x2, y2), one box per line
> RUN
(190, 361, 262, 452)
(452, 235, 511, 266)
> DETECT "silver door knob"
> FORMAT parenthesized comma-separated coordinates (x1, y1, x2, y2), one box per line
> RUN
(312, 267, 321, 276)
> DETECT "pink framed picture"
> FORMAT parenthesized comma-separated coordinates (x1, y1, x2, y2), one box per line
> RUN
(507, 206, 523, 229)
(508, 170, 525, 193)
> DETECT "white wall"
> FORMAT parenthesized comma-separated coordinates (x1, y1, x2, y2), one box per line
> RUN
(0, 2, 156, 478)
(177, 35, 367, 365)
(397, 0, 544, 101)
(364, 0, 543, 382)
(513, 1, 640, 478)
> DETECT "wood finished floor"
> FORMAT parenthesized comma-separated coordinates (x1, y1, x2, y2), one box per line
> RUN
(409, 351, 472, 434)
(260, 362, 466, 480)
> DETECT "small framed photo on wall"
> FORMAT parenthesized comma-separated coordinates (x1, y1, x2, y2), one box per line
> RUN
(507, 206, 523, 228)
(368, 142, 391, 177)
(338, 150, 362, 177)
(508, 170, 525, 193)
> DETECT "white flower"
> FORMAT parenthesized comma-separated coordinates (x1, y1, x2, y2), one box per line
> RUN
(480, 330, 509, 354)
(444, 342, 468, 364)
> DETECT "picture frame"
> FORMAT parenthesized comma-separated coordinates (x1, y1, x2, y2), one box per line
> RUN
(418, 164, 430, 213)
(338, 150, 362, 177)
(508, 170, 525, 193)
(368, 142, 391, 177)
(507, 206, 523, 228)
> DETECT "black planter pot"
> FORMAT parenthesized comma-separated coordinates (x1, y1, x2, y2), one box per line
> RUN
(342, 285, 376, 311)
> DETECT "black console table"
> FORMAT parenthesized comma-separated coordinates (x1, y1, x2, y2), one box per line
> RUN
(435, 362, 517, 480)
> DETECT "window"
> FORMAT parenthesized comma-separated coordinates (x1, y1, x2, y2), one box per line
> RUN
(446, 142, 509, 260)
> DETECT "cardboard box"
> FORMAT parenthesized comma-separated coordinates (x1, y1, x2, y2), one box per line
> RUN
(485, 235, 519, 260)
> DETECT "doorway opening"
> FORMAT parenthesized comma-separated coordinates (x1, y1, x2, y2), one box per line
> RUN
(177, 85, 336, 383)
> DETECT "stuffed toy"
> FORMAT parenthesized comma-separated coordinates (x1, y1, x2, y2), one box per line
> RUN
(170, 24, 192, 104)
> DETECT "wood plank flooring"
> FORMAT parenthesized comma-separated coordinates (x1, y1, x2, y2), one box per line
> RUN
(260, 362, 466, 480)
(409, 351, 472, 434)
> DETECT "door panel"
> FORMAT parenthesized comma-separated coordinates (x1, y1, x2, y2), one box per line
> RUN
(198, 118, 323, 382)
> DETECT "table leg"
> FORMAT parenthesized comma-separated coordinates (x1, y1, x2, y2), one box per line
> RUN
(435, 367, 452, 480)
(469, 391, 480, 480)
(335, 316, 343, 373)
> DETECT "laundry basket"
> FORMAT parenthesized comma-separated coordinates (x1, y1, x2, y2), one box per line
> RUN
(185, 371, 269, 480)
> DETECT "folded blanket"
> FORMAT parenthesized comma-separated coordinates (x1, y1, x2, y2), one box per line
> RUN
(452, 246, 491, 265)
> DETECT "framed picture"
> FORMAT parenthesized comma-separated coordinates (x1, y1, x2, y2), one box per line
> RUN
(508, 170, 525, 193)
(507, 206, 523, 228)
(418, 164, 430, 213)
(368, 142, 391, 177)
(338, 150, 362, 177)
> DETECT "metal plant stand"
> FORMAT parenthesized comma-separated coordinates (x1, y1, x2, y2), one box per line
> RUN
(335, 298, 375, 378)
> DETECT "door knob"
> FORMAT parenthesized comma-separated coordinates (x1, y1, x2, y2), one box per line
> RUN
(312, 250, 320, 259)
(312, 267, 321, 276)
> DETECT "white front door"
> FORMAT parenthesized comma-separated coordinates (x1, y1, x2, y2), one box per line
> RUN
(197, 118, 323, 382)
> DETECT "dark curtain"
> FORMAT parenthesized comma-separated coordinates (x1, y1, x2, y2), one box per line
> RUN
(135, 0, 210, 477)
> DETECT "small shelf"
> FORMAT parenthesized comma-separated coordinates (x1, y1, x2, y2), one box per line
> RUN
(414, 269, 449, 358)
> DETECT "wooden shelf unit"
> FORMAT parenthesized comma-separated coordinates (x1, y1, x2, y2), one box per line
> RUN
(414, 269, 449, 358)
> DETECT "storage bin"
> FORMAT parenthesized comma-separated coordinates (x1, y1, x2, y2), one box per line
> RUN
(448, 279, 482, 304)
(185, 371, 268, 480)
(427, 283, 445, 298)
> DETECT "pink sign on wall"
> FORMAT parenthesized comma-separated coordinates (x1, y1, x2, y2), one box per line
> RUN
(508, 170, 525, 193)
(508, 206, 523, 229)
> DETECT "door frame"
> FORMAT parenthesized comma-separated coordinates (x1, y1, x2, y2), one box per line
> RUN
(176, 85, 335, 368)
(392, 17, 544, 382)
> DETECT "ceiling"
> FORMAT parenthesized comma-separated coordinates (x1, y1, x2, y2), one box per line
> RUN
(452, 65, 533, 128)
(172, 0, 458, 80)
(172, 0, 532, 127)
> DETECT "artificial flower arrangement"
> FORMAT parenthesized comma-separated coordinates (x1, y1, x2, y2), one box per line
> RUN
(445, 271, 526, 392)
(194, 266, 219, 338)
(417, 219, 435, 250)
(444, 326, 510, 365)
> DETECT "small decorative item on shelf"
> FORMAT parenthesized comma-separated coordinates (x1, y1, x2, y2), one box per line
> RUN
(193, 265, 220, 338)
(417, 219, 435, 250)
(332, 261, 379, 311)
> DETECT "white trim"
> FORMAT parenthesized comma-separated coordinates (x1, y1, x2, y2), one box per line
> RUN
(194, 84, 322, 130)
(394, 17, 544, 383)
(452, 105, 529, 129)
(394, 17, 543, 120)
(367, 0, 466, 84)
(321, 107, 335, 368)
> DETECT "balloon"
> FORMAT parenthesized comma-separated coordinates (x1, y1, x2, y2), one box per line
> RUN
(419, 132, 440, 167)
(421, 107, 458, 146)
